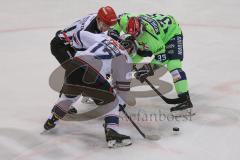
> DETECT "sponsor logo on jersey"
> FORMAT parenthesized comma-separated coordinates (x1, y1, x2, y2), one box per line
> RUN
(80, 16, 91, 30)
(171, 70, 181, 83)
(156, 46, 164, 53)
(140, 15, 160, 35)
(138, 41, 149, 50)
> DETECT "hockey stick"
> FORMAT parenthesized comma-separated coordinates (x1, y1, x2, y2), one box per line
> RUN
(119, 104, 160, 140)
(133, 66, 185, 104)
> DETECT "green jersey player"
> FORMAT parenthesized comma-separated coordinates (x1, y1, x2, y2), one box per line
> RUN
(108, 13, 193, 112)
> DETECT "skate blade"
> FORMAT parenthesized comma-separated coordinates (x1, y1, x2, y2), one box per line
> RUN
(40, 128, 57, 135)
(81, 99, 94, 104)
(40, 130, 51, 135)
(171, 108, 196, 118)
(145, 135, 160, 140)
(81, 97, 94, 104)
(107, 139, 132, 148)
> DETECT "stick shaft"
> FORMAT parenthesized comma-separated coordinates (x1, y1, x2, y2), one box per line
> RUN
(120, 106, 146, 138)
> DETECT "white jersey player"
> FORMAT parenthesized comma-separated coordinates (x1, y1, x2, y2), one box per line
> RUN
(73, 31, 132, 77)
(44, 31, 136, 148)
(50, 6, 117, 112)
(51, 6, 117, 66)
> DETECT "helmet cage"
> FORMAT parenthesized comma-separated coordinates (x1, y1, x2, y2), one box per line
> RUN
(126, 17, 142, 37)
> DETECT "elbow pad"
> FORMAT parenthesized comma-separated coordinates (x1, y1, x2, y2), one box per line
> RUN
(107, 28, 120, 41)
(137, 49, 153, 57)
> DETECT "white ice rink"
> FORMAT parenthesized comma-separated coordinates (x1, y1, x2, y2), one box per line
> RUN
(0, 0, 240, 160)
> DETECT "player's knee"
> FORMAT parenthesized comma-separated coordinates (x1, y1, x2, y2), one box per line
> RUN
(104, 115, 119, 130)
(60, 94, 79, 103)
(170, 68, 187, 83)
(65, 94, 78, 99)
(167, 60, 187, 83)
(50, 36, 60, 56)
(51, 99, 73, 119)
(167, 59, 182, 71)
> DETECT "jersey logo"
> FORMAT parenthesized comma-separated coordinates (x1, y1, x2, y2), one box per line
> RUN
(80, 16, 91, 30)
(140, 15, 160, 35)
(90, 39, 122, 59)
(138, 41, 149, 50)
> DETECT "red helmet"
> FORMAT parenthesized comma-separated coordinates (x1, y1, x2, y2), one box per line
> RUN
(126, 17, 141, 37)
(97, 6, 117, 26)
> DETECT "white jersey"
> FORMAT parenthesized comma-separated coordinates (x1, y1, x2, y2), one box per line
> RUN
(73, 31, 132, 77)
(58, 14, 100, 42)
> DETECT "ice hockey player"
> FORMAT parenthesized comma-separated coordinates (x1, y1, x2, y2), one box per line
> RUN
(108, 13, 193, 114)
(51, 6, 117, 64)
(44, 31, 136, 148)
(50, 6, 117, 112)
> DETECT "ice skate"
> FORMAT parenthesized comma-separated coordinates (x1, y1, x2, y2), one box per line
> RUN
(105, 128, 132, 148)
(68, 107, 77, 114)
(81, 96, 94, 104)
(43, 114, 59, 131)
(170, 98, 195, 117)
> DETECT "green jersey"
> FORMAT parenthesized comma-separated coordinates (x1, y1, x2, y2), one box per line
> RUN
(113, 13, 182, 65)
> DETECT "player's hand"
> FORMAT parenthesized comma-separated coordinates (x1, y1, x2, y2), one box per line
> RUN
(134, 64, 154, 83)
(107, 28, 121, 41)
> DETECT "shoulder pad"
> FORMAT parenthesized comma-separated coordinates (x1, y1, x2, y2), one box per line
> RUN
(140, 15, 160, 35)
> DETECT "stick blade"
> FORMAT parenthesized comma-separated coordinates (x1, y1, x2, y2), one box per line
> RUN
(145, 135, 160, 140)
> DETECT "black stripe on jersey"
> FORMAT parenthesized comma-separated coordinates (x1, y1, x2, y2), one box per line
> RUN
(90, 43, 102, 53)
(144, 29, 159, 40)
(76, 31, 84, 47)
(94, 55, 113, 59)
(137, 49, 153, 57)
(64, 25, 77, 33)
(75, 48, 86, 51)
(85, 17, 101, 33)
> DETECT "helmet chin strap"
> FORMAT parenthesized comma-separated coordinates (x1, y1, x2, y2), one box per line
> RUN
(134, 21, 143, 38)
(96, 18, 102, 31)
(96, 18, 109, 32)
(138, 23, 143, 36)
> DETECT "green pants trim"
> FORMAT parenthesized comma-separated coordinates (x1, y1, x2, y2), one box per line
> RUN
(167, 59, 189, 95)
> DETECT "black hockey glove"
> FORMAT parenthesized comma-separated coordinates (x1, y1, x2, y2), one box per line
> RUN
(119, 104, 126, 112)
(136, 49, 153, 57)
(120, 34, 137, 53)
(134, 64, 154, 83)
(107, 28, 121, 41)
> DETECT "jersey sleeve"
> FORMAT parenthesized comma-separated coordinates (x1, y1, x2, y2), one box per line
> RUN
(113, 13, 133, 34)
(130, 53, 144, 64)
(137, 15, 166, 56)
(72, 31, 105, 50)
